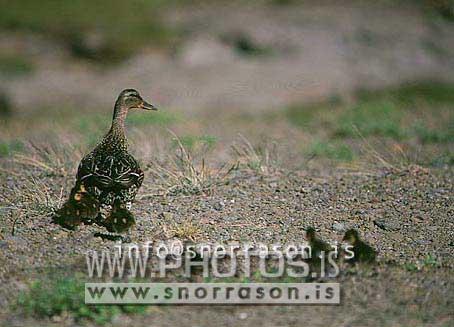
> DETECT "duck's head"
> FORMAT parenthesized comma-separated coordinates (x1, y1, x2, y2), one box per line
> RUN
(73, 183, 87, 201)
(116, 89, 157, 111)
(343, 229, 359, 244)
(305, 227, 316, 241)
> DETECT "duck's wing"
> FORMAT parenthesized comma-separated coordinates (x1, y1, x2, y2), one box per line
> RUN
(112, 153, 144, 189)
(76, 152, 114, 189)
(77, 152, 143, 190)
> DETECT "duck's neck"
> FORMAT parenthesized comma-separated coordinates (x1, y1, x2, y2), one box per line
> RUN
(106, 102, 128, 148)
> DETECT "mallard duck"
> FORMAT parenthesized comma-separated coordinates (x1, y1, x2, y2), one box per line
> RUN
(342, 229, 376, 264)
(55, 89, 157, 232)
(305, 227, 332, 262)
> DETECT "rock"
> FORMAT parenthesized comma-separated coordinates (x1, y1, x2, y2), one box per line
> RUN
(332, 222, 346, 232)
(213, 201, 225, 211)
(374, 219, 400, 231)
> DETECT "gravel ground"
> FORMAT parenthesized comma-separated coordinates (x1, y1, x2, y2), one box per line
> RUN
(0, 164, 452, 326)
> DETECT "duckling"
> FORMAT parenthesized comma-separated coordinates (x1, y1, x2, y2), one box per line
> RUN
(53, 183, 99, 230)
(305, 227, 332, 262)
(101, 201, 136, 234)
(342, 229, 376, 264)
(58, 89, 157, 231)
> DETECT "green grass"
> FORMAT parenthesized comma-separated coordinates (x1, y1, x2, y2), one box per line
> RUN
(335, 100, 404, 139)
(0, 54, 34, 76)
(126, 110, 179, 126)
(15, 276, 146, 324)
(171, 134, 217, 151)
(286, 95, 341, 128)
(403, 254, 441, 271)
(287, 81, 454, 143)
(0, 0, 180, 63)
(74, 114, 109, 146)
(307, 140, 354, 162)
(430, 151, 454, 167)
(356, 81, 454, 106)
(0, 140, 24, 157)
(412, 121, 454, 144)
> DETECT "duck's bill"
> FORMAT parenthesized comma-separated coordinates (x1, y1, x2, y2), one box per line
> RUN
(140, 100, 158, 110)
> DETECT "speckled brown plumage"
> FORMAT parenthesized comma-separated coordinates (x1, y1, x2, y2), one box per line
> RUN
(54, 89, 157, 232)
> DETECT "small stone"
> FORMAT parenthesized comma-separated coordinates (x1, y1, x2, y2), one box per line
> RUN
(213, 201, 225, 211)
(332, 222, 346, 232)
(373, 219, 400, 231)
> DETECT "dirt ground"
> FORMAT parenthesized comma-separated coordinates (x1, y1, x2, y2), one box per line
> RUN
(0, 1, 453, 326)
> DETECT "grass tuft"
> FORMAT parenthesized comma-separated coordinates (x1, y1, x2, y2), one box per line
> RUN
(231, 134, 278, 174)
(165, 219, 203, 241)
(11, 142, 81, 177)
(147, 131, 235, 196)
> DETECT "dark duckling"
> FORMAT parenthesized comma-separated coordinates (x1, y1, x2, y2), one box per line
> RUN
(101, 202, 136, 234)
(342, 229, 376, 264)
(305, 227, 332, 262)
(53, 183, 99, 230)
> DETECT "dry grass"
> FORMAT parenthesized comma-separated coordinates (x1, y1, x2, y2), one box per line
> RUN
(163, 219, 204, 242)
(14, 142, 81, 176)
(144, 131, 236, 196)
(352, 125, 420, 173)
(231, 134, 278, 175)
(0, 142, 77, 236)
(0, 176, 63, 236)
